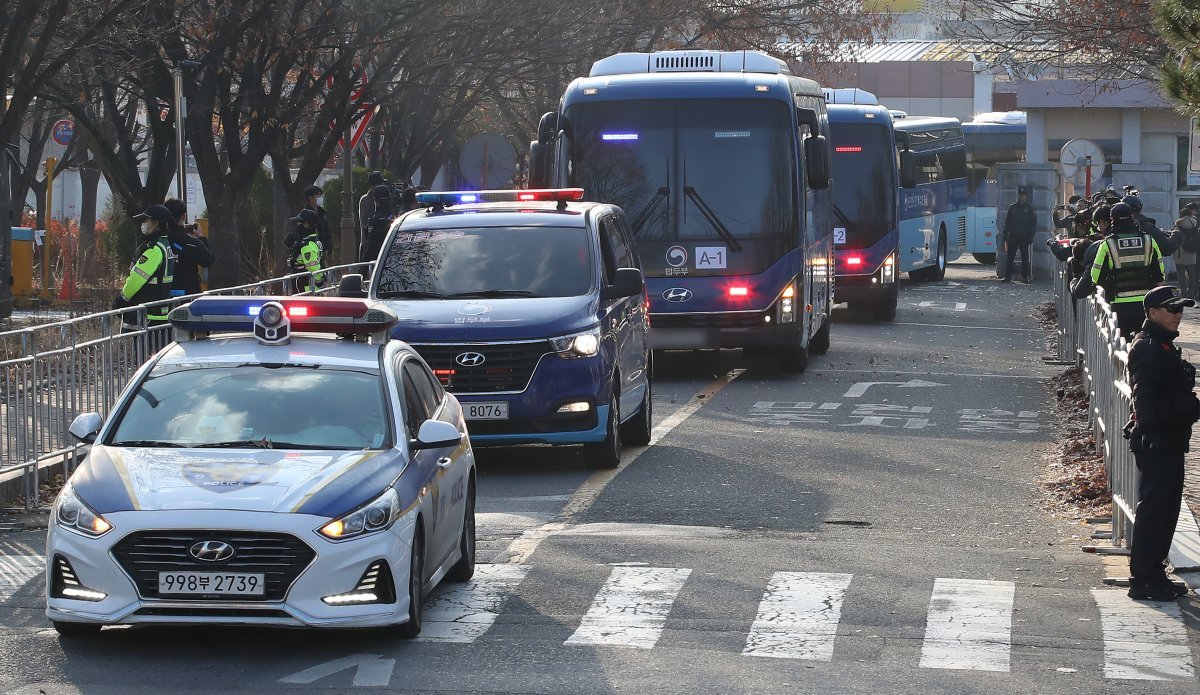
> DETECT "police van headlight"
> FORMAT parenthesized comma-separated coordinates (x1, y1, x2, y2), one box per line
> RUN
(552, 328, 601, 358)
(55, 487, 113, 537)
(318, 488, 402, 541)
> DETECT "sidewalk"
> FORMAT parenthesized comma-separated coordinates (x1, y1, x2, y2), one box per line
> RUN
(1165, 308, 1200, 571)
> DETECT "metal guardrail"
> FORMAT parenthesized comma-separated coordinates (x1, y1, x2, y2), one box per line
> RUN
(1051, 261, 1138, 546)
(0, 262, 374, 509)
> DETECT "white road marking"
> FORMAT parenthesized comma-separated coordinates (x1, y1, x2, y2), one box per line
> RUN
(565, 566, 691, 649)
(504, 370, 743, 564)
(743, 571, 853, 661)
(842, 379, 946, 398)
(1091, 589, 1195, 681)
(278, 654, 395, 687)
(919, 578, 1015, 672)
(0, 554, 44, 602)
(417, 564, 529, 643)
(816, 368, 1044, 380)
(891, 322, 1042, 333)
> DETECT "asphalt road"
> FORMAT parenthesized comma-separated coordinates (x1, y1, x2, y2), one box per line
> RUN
(1, 262, 1197, 694)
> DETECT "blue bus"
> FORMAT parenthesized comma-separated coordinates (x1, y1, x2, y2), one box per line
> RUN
(530, 50, 834, 372)
(962, 118, 1026, 264)
(891, 116, 969, 281)
(827, 102, 905, 320)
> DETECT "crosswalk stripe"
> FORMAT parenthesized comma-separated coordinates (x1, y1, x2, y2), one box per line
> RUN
(0, 555, 44, 602)
(1091, 589, 1195, 681)
(919, 578, 1014, 672)
(565, 566, 691, 649)
(418, 564, 529, 643)
(743, 571, 852, 661)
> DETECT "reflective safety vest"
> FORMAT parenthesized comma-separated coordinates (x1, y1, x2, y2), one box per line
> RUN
(296, 233, 324, 293)
(1090, 232, 1163, 304)
(121, 235, 176, 322)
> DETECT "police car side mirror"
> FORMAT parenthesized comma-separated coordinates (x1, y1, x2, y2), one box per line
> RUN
(411, 419, 462, 451)
(338, 274, 368, 298)
(899, 150, 918, 189)
(604, 267, 644, 300)
(69, 412, 104, 444)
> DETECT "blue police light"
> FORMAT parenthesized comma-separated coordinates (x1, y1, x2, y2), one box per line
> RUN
(415, 189, 586, 208)
(168, 296, 398, 341)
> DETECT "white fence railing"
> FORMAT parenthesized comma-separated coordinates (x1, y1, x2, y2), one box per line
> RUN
(0, 262, 374, 509)
(1052, 262, 1138, 545)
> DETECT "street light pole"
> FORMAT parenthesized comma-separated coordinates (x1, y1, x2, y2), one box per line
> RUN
(173, 66, 186, 208)
(340, 94, 355, 266)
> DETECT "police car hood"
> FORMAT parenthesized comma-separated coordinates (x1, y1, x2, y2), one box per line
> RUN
(70, 445, 397, 517)
(382, 296, 597, 342)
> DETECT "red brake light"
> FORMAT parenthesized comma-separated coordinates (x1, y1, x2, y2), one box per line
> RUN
(515, 189, 585, 202)
(287, 306, 309, 317)
(728, 286, 749, 297)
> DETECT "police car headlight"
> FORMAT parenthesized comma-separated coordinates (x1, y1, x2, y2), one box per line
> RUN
(551, 328, 601, 358)
(54, 487, 113, 537)
(318, 488, 402, 541)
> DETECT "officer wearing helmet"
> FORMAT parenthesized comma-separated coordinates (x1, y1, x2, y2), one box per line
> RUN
(284, 208, 325, 293)
(115, 204, 177, 328)
(360, 184, 397, 262)
(1071, 202, 1165, 338)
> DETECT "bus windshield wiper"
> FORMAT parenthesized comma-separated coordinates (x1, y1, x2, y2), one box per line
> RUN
(376, 289, 447, 299)
(445, 290, 542, 298)
(684, 186, 743, 252)
(630, 187, 669, 238)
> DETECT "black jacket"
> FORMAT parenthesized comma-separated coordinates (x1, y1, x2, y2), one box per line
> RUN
(168, 224, 215, 297)
(307, 204, 333, 253)
(1003, 202, 1038, 245)
(1128, 319, 1200, 452)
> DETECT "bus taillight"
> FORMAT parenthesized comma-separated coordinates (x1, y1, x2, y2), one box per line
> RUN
(728, 286, 749, 297)
(847, 256, 863, 266)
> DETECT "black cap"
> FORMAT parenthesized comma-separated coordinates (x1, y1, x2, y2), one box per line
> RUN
(298, 208, 319, 223)
(368, 171, 384, 185)
(1110, 202, 1134, 220)
(304, 185, 323, 197)
(1144, 285, 1196, 310)
(373, 184, 392, 200)
(132, 204, 173, 224)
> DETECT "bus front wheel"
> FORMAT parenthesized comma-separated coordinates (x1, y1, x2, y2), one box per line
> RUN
(928, 232, 947, 281)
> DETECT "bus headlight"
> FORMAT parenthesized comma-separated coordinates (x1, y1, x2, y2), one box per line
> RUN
(779, 283, 797, 324)
(552, 328, 601, 358)
(881, 254, 896, 284)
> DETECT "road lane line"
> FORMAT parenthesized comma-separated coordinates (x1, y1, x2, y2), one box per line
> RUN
(815, 368, 1044, 380)
(743, 571, 853, 661)
(1091, 589, 1195, 680)
(565, 566, 691, 649)
(504, 370, 743, 564)
(0, 554, 43, 602)
(919, 578, 1015, 672)
(890, 322, 1042, 332)
(417, 564, 529, 643)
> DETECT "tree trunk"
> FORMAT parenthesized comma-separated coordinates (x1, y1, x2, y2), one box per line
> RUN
(270, 154, 292, 276)
(204, 191, 243, 288)
(77, 162, 101, 291)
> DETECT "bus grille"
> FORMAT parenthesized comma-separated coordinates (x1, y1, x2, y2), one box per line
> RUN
(412, 341, 551, 394)
(957, 216, 968, 248)
(111, 531, 315, 601)
(654, 55, 715, 71)
(651, 312, 766, 329)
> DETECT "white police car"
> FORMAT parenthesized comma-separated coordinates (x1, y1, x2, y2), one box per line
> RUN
(46, 296, 476, 637)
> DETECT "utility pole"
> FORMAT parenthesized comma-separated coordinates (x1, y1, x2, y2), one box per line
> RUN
(41, 157, 56, 299)
(173, 66, 186, 206)
(340, 120, 355, 266)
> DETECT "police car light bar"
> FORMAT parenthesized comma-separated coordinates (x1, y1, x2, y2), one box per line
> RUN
(168, 296, 398, 340)
(416, 189, 585, 208)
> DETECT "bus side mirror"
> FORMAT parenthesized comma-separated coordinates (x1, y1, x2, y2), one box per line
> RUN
(537, 112, 559, 144)
(804, 135, 831, 190)
(899, 150, 917, 189)
(529, 140, 552, 189)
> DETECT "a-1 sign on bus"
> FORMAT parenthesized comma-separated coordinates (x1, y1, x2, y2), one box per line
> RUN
(530, 50, 835, 373)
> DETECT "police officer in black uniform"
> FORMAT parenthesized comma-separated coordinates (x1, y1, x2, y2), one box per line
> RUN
(1125, 285, 1200, 601)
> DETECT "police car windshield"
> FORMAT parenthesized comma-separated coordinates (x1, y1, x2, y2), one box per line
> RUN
(375, 226, 592, 299)
(108, 365, 391, 450)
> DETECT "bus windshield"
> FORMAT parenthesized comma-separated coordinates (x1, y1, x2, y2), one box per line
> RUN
(566, 99, 795, 244)
(830, 123, 896, 248)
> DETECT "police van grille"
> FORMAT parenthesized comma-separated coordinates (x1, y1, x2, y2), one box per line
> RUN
(412, 341, 552, 393)
(654, 54, 715, 71)
(111, 530, 316, 601)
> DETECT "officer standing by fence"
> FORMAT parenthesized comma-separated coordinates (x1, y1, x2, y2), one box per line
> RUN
(115, 204, 176, 330)
(1124, 285, 1200, 601)
(1071, 202, 1164, 339)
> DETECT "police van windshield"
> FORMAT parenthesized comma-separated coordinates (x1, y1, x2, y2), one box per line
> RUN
(565, 99, 795, 242)
(108, 366, 390, 450)
(375, 226, 593, 299)
(831, 122, 896, 248)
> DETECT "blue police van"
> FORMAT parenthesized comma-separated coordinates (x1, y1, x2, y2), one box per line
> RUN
(354, 188, 651, 468)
